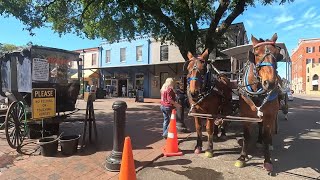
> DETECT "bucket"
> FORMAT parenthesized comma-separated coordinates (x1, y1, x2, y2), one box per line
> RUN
(60, 135, 81, 156)
(39, 136, 59, 157)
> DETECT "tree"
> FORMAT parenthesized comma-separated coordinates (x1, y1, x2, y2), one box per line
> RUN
(0, 0, 294, 59)
(0, 43, 18, 53)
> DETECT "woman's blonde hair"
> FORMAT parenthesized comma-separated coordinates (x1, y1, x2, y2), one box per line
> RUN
(160, 78, 174, 93)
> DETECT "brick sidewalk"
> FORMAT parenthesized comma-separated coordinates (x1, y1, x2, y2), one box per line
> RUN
(0, 98, 192, 180)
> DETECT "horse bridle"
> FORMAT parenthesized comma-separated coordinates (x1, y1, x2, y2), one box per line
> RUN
(185, 58, 227, 113)
(240, 41, 281, 118)
(251, 41, 278, 83)
(243, 41, 280, 95)
(184, 58, 206, 86)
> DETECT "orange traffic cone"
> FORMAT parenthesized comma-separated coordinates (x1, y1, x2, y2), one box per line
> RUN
(119, 137, 137, 180)
(162, 109, 183, 157)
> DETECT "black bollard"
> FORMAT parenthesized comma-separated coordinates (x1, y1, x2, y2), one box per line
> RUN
(176, 78, 188, 133)
(105, 101, 127, 172)
(176, 92, 188, 133)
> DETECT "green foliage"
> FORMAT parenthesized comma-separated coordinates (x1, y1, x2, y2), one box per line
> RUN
(0, 0, 294, 59)
(0, 43, 18, 53)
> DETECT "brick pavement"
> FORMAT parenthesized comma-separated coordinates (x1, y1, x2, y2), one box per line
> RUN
(0, 98, 192, 180)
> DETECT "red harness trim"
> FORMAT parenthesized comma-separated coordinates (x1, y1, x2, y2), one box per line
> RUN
(253, 41, 275, 48)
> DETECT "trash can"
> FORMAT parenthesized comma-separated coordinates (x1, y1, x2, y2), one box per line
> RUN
(136, 90, 144, 102)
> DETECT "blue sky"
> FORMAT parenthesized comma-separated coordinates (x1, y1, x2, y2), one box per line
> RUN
(0, 0, 319, 79)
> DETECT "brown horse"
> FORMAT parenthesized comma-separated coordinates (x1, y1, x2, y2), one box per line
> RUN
(235, 33, 282, 172)
(186, 49, 232, 157)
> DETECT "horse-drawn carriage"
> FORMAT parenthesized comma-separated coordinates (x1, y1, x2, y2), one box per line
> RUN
(185, 33, 291, 172)
(0, 46, 81, 149)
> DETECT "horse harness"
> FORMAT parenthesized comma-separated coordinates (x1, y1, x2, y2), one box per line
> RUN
(239, 41, 281, 118)
(184, 57, 226, 113)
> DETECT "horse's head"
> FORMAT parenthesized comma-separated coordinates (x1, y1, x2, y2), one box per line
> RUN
(185, 49, 209, 101)
(249, 33, 283, 91)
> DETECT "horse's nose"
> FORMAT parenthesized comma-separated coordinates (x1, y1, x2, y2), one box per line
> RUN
(191, 91, 199, 99)
(263, 80, 275, 90)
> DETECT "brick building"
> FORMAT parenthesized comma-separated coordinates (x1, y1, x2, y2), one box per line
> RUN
(291, 38, 320, 94)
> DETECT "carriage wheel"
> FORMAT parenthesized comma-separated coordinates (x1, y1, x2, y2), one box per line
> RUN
(5, 101, 27, 149)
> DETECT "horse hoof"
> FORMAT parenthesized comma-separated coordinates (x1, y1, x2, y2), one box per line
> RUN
(269, 145, 274, 151)
(234, 160, 245, 168)
(256, 142, 263, 148)
(204, 151, 213, 158)
(263, 162, 273, 172)
(194, 147, 202, 154)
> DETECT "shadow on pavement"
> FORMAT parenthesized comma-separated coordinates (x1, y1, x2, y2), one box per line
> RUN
(159, 166, 224, 180)
(150, 159, 192, 167)
(272, 97, 320, 178)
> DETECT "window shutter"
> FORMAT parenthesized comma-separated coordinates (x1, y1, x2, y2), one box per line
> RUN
(313, 47, 315, 52)
(306, 47, 308, 53)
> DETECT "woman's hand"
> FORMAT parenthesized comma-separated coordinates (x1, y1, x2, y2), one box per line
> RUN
(174, 102, 182, 108)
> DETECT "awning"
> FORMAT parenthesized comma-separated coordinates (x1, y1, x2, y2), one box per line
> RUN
(221, 43, 291, 62)
(71, 69, 99, 79)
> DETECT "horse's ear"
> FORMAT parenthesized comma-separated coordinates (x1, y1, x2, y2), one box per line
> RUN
(187, 51, 194, 60)
(248, 51, 255, 63)
(271, 33, 278, 42)
(201, 49, 209, 60)
(251, 35, 259, 46)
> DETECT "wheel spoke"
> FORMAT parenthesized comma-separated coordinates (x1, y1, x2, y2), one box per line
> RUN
(9, 112, 15, 122)
(18, 106, 24, 121)
(9, 128, 16, 137)
(18, 129, 24, 144)
(11, 130, 16, 146)
(16, 127, 22, 146)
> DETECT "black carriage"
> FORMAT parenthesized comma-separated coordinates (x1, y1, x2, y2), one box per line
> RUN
(0, 46, 81, 149)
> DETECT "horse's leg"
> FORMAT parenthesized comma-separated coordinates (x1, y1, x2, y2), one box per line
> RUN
(194, 117, 202, 154)
(262, 121, 273, 172)
(213, 124, 219, 140)
(220, 121, 228, 140)
(205, 119, 214, 158)
(235, 123, 251, 168)
(256, 122, 263, 148)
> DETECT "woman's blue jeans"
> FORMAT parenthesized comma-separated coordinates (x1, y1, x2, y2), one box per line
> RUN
(160, 105, 173, 137)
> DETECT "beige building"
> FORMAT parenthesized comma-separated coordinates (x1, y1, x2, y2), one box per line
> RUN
(72, 47, 101, 93)
(149, 39, 185, 98)
(306, 63, 320, 95)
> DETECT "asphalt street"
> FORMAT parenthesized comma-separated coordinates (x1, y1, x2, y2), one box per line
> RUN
(137, 95, 320, 180)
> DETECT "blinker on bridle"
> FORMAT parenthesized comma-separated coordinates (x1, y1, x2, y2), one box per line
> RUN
(185, 57, 206, 85)
(252, 41, 279, 69)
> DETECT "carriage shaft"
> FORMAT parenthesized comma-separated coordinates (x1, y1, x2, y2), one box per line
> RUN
(188, 113, 262, 122)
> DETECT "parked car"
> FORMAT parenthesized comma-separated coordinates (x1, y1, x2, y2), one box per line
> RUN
(287, 91, 294, 101)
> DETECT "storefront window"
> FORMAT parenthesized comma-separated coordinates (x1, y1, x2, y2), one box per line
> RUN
(135, 73, 144, 89)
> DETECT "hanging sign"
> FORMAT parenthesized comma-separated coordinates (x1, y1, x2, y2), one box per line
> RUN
(32, 58, 49, 81)
(32, 88, 56, 120)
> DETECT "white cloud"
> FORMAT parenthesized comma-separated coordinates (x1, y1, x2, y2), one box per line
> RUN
(246, 20, 253, 28)
(311, 24, 320, 28)
(282, 23, 304, 31)
(275, 14, 294, 25)
(303, 7, 317, 19)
